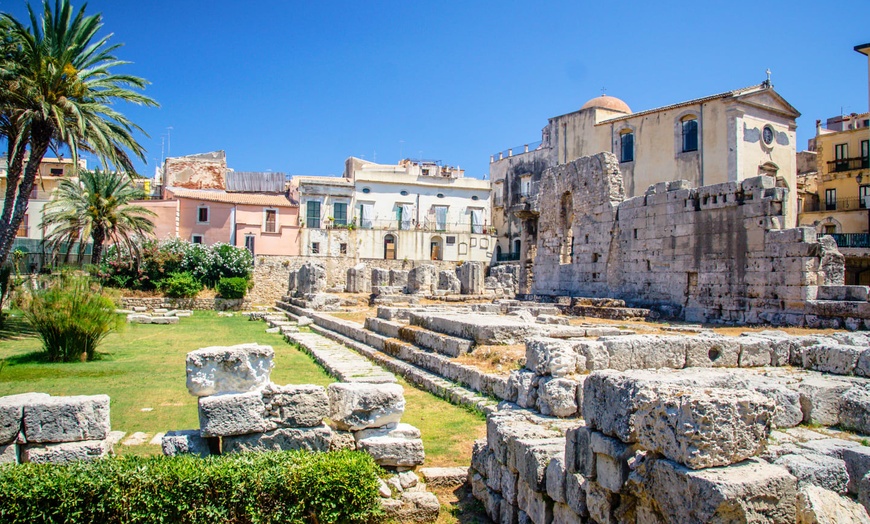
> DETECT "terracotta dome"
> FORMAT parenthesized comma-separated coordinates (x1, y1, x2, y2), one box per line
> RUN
(580, 95, 631, 114)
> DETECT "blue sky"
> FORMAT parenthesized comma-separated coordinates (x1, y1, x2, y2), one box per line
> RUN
(2, 0, 869, 179)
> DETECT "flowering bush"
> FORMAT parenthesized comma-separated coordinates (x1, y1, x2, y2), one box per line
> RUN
(97, 239, 253, 292)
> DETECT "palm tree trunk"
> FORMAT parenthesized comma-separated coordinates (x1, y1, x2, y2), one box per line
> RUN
(0, 124, 52, 266)
(91, 227, 106, 266)
(1, 134, 27, 226)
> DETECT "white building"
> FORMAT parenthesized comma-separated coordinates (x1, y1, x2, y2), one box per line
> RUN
(297, 157, 494, 262)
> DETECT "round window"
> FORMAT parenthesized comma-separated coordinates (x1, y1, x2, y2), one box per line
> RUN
(362, 187, 370, 194)
(400, 190, 409, 196)
(762, 125, 775, 147)
(437, 193, 444, 198)
(471, 195, 479, 201)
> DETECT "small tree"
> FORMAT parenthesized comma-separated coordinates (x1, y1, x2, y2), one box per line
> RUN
(21, 274, 121, 362)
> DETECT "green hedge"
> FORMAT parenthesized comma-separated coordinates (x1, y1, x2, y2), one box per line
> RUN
(0, 450, 384, 524)
(216, 276, 249, 299)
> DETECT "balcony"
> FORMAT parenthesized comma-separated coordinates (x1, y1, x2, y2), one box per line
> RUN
(828, 233, 870, 249)
(496, 252, 520, 262)
(802, 197, 866, 212)
(828, 157, 870, 173)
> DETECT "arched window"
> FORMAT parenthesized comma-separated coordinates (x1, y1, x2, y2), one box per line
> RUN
(681, 116, 698, 152)
(384, 234, 396, 260)
(620, 131, 634, 163)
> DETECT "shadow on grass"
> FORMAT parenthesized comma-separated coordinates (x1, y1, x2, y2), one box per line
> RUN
(441, 485, 491, 524)
(0, 313, 36, 341)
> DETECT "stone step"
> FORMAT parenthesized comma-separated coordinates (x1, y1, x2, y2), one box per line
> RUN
(419, 466, 469, 488)
(284, 331, 396, 384)
(365, 317, 404, 339)
(397, 324, 474, 358)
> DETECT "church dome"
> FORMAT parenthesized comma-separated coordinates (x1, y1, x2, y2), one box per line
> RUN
(580, 95, 631, 114)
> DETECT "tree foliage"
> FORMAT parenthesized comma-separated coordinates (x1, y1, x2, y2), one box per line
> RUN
(0, 0, 157, 267)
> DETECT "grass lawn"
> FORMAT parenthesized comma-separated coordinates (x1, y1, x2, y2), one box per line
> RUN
(0, 311, 485, 466)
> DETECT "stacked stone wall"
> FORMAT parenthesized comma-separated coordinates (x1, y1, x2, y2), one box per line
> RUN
(120, 297, 250, 311)
(529, 153, 853, 326)
(0, 393, 112, 464)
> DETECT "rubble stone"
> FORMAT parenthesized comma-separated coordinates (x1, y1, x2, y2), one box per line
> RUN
(797, 484, 870, 524)
(222, 425, 333, 454)
(161, 429, 211, 457)
(185, 343, 274, 396)
(0, 392, 50, 444)
(22, 438, 112, 464)
(328, 382, 405, 431)
(23, 395, 110, 444)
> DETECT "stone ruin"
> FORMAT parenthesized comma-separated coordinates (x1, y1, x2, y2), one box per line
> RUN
(522, 152, 870, 328)
(0, 393, 112, 464)
(469, 329, 870, 523)
(122, 307, 193, 325)
(287, 261, 344, 310)
(165, 343, 440, 521)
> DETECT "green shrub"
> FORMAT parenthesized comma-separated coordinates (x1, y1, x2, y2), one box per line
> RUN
(157, 271, 203, 298)
(216, 277, 249, 299)
(0, 449, 384, 524)
(20, 275, 122, 362)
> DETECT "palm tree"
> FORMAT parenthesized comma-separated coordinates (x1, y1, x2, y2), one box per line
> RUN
(0, 0, 158, 267)
(42, 169, 156, 265)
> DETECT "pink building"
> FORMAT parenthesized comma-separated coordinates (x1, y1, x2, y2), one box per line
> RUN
(163, 187, 300, 256)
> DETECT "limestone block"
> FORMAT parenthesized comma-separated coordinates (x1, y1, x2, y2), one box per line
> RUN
(564, 471, 588, 518)
(486, 411, 561, 467)
(458, 261, 484, 295)
(151, 316, 179, 325)
(546, 455, 567, 503)
(645, 458, 797, 523)
(746, 379, 803, 429)
(356, 425, 425, 467)
(389, 269, 409, 290)
(552, 502, 582, 524)
(515, 438, 564, 491)
(371, 268, 389, 287)
(797, 484, 870, 524)
(198, 390, 267, 438)
(381, 491, 440, 523)
(599, 335, 686, 370)
(586, 481, 617, 524)
(185, 343, 274, 396)
(517, 476, 553, 524)
(222, 425, 333, 454)
(22, 438, 112, 464)
(296, 262, 327, 295)
(0, 443, 17, 464)
(161, 429, 211, 457)
(536, 377, 578, 418)
(262, 383, 329, 428)
(329, 430, 356, 451)
(855, 351, 870, 378)
(501, 465, 519, 505)
(420, 467, 470, 489)
(737, 336, 773, 367)
(843, 446, 870, 494)
(798, 376, 853, 426)
(345, 263, 370, 293)
(775, 452, 849, 494)
(0, 392, 51, 444)
(860, 474, 870, 514)
(437, 270, 461, 294)
(839, 387, 870, 434)
(23, 395, 110, 444)
(565, 424, 595, 478)
(328, 382, 405, 431)
(407, 265, 437, 295)
(127, 314, 153, 323)
(525, 337, 577, 378)
(507, 370, 537, 408)
(685, 335, 740, 367)
(797, 438, 862, 459)
(802, 343, 864, 375)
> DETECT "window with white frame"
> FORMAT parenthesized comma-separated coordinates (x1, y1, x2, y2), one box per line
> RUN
(264, 209, 278, 233)
(192, 234, 204, 244)
(197, 205, 209, 224)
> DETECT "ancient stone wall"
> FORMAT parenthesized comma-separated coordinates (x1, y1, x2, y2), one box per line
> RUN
(0, 393, 112, 464)
(248, 255, 466, 305)
(120, 297, 250, 311)
(529, 152, 852, 326)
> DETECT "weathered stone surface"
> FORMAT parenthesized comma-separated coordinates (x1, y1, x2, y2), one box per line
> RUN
(328, 382, 405, 431)
(161, 429, 211, 457)
(526, 337, 577, 378)
(328, 430, 356, 451)
(407, 265, 437, 295)
(198, 390, 267, 438)
(517, 476, 553, 524)
(546, 455, 567, 503)
(774, 452, 849, 493)
(222, 425, 333, 454)
(420, 467, 469, 488)
(508, 370, 537, 408)
(0, 392, 50, 444)
(583, 370, 773, 467)
(586, 481, 617, 524)
(644, 458, 797, 523)
(599, 335, 687, 371)
(797, 484, 870, 524)
(843, 446, 870, 494)
(565, 424, 595, 477)
(564, 471, 588, 518)
(22, 438, 112, 464)
(552, 502, 583, 524)
(458, 261, 484, 295)
(840, 387, 870, 434)
(23, 395, 110, 444)
(437, 270, 461, 294)
(634, 384, 773, 469)
(381, 491, 440, 523)
(346, 263, 370, 293)
(797, 376, 853, 426)
(185, 343, 274, 396)
(356, 425, 425, 467)
(262, 383, 329, 428)
(802, 343, 864, 375)
(536, 377, 578, 418)
(0, 443, 17, 464)
(295, 262, 326, 295)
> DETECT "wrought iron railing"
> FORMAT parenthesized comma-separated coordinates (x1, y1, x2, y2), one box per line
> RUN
(803, 197, 865, 212)
(829, 233, 870, 248)
(828, 157, 870, 173)
(496, 252, 521, 262)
